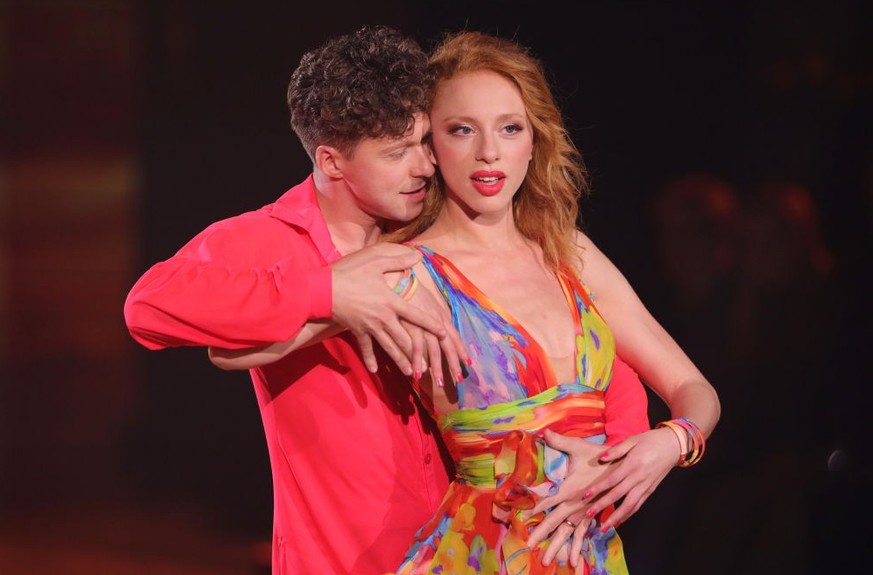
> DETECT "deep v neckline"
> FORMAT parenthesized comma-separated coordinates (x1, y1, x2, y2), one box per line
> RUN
(417, 245, 582, 387)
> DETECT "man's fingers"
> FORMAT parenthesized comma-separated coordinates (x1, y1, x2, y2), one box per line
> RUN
(336, 242, 420, 273)
(358, 316, 414, 376)
(382, 249, 421, 272)
(354, 333, 379, 373)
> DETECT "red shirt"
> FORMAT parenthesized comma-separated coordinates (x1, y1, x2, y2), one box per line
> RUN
(124, 175, 649, 574)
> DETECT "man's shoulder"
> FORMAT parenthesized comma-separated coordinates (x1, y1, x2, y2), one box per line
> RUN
(181, 193, 322, 264)
(201, 180, 319, 239)
(188, 206, 291, 253)
(203, 204, 284, 233)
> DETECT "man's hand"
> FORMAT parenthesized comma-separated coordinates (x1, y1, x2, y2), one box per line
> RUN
(528, 427, 681, 567)
(330, 243, 449, 374)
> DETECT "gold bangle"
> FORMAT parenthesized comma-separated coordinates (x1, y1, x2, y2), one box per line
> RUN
(656, 418, 705, 467)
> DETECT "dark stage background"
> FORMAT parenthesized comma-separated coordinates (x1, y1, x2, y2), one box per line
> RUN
(2, 1, 871, 573)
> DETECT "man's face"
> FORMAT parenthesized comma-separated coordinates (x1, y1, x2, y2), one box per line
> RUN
(340, 112, 435, 224)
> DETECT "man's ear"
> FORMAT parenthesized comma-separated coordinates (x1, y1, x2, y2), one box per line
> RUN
(315, 144, 344, 178)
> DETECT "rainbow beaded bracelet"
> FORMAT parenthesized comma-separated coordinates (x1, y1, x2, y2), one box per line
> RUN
(392, 268, 419, 301)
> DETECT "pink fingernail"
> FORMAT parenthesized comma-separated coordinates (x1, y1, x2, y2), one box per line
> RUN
(583, 490, 593, 499)
(600, 524, 610, 533)
(413, 371, 421, 381)
(465, 357, 472, 366)
(437, 377, 444, 388)
(599, 451, 609, 459)
(586, 509, 596, 518)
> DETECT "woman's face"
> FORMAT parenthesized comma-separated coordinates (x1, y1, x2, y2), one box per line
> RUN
(429, 69, 534, 216)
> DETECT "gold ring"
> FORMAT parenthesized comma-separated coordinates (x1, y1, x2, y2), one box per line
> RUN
(564, 519, 577, 529)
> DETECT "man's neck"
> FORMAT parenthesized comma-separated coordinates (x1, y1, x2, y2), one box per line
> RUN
(312, 171, 383, 256)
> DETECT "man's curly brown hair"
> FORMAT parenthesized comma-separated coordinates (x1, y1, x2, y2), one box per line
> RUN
(287, 25, 435, 160)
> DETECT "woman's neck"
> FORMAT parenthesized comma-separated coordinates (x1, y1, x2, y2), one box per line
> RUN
(419, 202, 529, 254)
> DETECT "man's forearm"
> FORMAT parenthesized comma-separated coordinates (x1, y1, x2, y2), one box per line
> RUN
(124, 256, 331, 350)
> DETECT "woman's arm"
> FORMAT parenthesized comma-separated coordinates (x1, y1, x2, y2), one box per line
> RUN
(529, 232, 721, 566)
(576, 230, 721, 437)
(571, 230, 720, 526)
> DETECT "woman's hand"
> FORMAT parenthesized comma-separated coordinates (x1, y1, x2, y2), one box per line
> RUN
(527, 427, 681, 567)
(524, 430, 612, 568)
(575, 426, 680, 530)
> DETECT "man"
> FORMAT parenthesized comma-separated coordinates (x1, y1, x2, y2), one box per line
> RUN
(126, 26, 456, 574)
(125, 25, 649, 574)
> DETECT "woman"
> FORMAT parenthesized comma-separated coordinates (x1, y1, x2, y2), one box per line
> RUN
(385, 31, 720, 574)
(210, 29, 720, 574)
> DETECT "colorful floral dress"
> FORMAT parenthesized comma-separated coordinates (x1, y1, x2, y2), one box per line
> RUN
(394, 245, 629, 575)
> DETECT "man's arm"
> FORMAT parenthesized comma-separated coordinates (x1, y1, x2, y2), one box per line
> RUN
(123, 209, 458, 371)
(208, 244, 468, 381)
(124, 221, 332, 350)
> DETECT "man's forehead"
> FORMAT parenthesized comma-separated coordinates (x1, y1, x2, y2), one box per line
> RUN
(400, 112, 430, 138)
(371, 115, 430, 146)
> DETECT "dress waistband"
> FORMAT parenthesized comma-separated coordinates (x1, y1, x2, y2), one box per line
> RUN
(439, 383, 606, 487)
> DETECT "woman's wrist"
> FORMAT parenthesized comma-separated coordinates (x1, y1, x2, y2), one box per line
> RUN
(392, 267, 419, 301)
(655, 417, 706, 467)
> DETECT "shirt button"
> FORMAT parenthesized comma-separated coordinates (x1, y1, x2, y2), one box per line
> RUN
(424, 453, 432, 464)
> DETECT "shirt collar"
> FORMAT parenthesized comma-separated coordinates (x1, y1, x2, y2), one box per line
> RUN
(269, 174, 342, 263)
